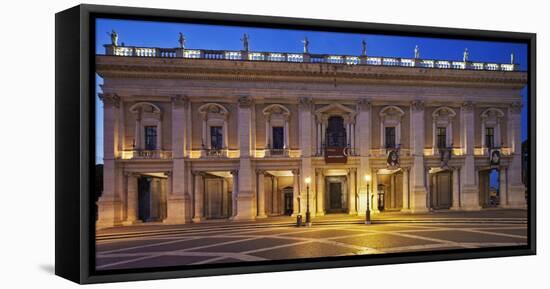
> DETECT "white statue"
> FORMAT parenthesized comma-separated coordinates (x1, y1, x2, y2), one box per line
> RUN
(178, 32, 186, 49)
(510, 52, 515, 64)
(241, 33, 249, 52)
(107, 29, 118, 46)
(463, 48, 469, 62)
(414, 45, 420, 59)
(302, 37, 309, 54)
(361, 40, 367, 56)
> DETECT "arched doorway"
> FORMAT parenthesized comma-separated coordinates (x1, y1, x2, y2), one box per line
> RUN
(479, 168, 500, 207)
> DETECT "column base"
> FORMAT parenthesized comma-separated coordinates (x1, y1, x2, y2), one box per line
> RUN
(230, 215, 256, 222)
(122, 219, 142, 226)
(400, 208, 412, 213)
(316, 211, 325, 216)
(256, 214, 267, 219)
(96, 199, 123, 229)
(192, 217, 203, 223)
(409, 208, 429, 214)
(449, 206, 462, 211)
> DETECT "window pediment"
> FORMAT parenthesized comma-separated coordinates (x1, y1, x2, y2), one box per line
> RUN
(199, 103, 229, 120)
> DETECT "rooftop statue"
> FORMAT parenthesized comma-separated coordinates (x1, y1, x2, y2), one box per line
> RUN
(414, 45, 420, 59)
(178, 32, 186, 49)
(511, 52, 515, 64)
(463, 48, 469, 62)
(361, 40, 367, 56)
(241, 33, 250, 52)
(107, 29, 118, 46)
(302, 37, 309, 54)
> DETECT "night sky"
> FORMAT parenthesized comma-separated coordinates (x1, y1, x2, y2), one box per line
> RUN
(95, 18, 528, 189)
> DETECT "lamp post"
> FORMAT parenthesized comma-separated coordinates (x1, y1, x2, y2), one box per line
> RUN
(365, 174, 371, 225)
(305, 177, 312, 227)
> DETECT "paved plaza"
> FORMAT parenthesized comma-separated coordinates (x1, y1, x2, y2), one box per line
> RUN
(95, 210, 528, 270)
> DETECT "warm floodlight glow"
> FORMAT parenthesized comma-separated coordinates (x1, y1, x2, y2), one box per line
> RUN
(364, 174, 371, 183)
(305, 177, 311, 184)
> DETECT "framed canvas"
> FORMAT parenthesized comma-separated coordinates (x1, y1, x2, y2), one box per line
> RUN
(55, 4, 536, 284)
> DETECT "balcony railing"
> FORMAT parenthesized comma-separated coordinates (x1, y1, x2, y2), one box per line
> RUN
(265, 148, 290, 157)
(201, 148, 228, 158)
(122, 150, 173, 160)
(103, 44, 519, 72)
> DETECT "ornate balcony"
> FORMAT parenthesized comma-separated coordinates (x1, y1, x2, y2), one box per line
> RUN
(104, 44, 519, 72)
(201, 148, 228, 158)
(122, 150, 173, 160)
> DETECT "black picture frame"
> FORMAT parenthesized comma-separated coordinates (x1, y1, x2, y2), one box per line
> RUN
(55, 4, 536, 284)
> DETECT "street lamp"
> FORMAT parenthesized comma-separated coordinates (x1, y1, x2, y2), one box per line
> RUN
(305, 176, 312, 227)
(364, 174, 371, 225)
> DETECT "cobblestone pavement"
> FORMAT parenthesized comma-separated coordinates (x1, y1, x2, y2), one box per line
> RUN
(96, 210, 528, 270)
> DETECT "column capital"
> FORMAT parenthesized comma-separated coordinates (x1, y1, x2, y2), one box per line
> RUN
(171, 94, 189, 108)
(238, 96, 252, 108)
(357, 98, 372, 111)
(192, 170, 205, 177)
(99, 93, 120, 108)
(462, 101, 475, 112)
(299, 97, 313, 110)
(256, 169, 265, 175)
(510, 101, 522, 114)
(291, 169, 300, 175)
(230, 170, 239, 176)
(164, 171, 172, 177)
(410, 100, 425, 111)
(124, 171, 139, 177)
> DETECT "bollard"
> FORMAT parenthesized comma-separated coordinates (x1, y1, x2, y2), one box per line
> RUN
(296, 215, 303, 227)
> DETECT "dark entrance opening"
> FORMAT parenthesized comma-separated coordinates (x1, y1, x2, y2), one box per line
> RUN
(283, 187, 293, 215)
(327, 181, 347, 213)
(138, 176, 152, 222)
(430, 170, 452, 209)
(479, 168, 500, 207)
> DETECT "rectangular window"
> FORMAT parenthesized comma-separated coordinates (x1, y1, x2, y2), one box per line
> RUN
(210, 126, 223, 149)
(437, 127, 447, 148)
(385, 127, 396, 148)
(144, 126, 157, 150)
(486, 127, 495, 148)
(272, 127, 284, 149)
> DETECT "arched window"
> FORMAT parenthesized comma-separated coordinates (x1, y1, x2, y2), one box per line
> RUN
(198, 103, 229, 156)
(431, 106, 456, 153)
(480, 108, 505, 150)
(379, 106, 405, 149)
(129, 102, 162, 151)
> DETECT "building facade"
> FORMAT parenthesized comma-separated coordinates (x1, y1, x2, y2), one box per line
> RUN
(96, 44, 527, 228)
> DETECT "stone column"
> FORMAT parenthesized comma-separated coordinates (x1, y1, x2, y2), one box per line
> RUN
(451, 167, 461, 210)
(372, 171, 379, 213)
(256, 170, 267, 218)
(348, 168, 357, 214)
(299, 97, 313, 215)
(272, 176, 279, 214)
(233, 96, 256, 221)
(192, 172, 204, 222)
(402, 168, 410, 211)
(292, 169, 300, 216)
(499, 167, 509, 207)
(230, 170, 238, 217)
(123, 172, 139, 224)
(165, 95, 189, 224)
(357, 99, 372, 216)
(316, 169, 325, 216)
(460, 101, 481, 210)
(97, 94, 123, 228)
(507, 102, 527, 208)
(410, 100, 428, 213)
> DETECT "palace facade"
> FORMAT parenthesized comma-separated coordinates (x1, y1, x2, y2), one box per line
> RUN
(96, 43, 527, 228)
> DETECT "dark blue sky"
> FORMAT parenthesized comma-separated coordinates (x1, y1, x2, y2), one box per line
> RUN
(95, 18, 529, 173)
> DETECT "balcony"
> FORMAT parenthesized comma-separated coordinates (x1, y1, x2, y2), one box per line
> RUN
(201, 148, 228, 158)
(103, 44, 519, 72)
(122, 150, 172, 160)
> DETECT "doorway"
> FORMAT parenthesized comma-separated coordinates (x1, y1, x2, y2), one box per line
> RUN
(430, 170, 452, 209)
(283, 187, 293, 215)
